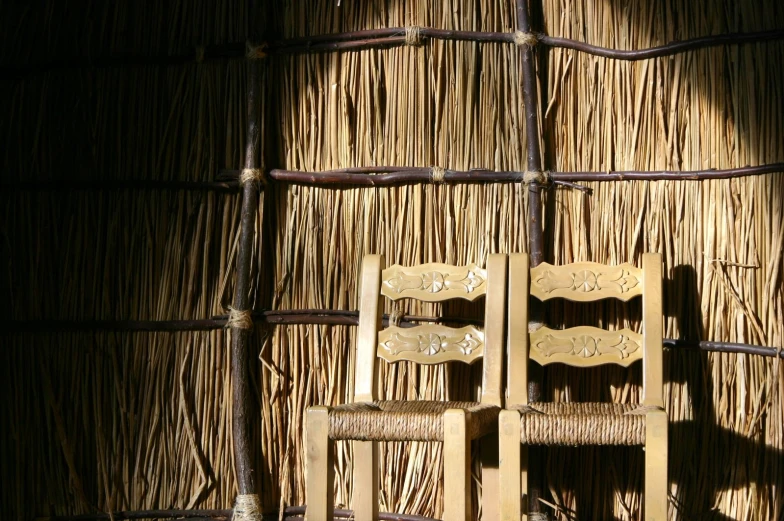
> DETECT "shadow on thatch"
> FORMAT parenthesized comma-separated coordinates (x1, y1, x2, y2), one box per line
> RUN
(538, 265, 782, 520)
(666, 264, 782, 520)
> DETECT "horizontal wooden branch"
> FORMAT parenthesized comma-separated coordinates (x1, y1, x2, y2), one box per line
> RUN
(539, 29, 784, 61)
(272, 27, 512, 48)
(47, 510, 231, 521)
(663, 339, 783, 359)
(4, 315, 781, 359)
(1, 180, 238, 192)
(1, 42, 246, 79)
(47, 507, 438, 521)
(5, 164, 782, 192)
(4, 29, 782, 77)
(548, 164, 784, 181)
(262, 163, 784, 186)
(2, 311, 478, 333)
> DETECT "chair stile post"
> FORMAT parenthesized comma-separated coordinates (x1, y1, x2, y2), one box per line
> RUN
(479, 253, 507, 521)
(355, 255, 384, 403)
(507, 253, 530, 406)
(482, 253, 509, 407)
(499, 254, 529, 520)
(352, 255, 384, 520)
(642, 253, 664, 408)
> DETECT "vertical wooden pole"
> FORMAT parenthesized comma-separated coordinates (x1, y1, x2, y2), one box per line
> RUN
(231, 0, 264, 515)
(516, 0, 548, 518)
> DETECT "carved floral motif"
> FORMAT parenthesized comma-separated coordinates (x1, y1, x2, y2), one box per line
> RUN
(529, 327, 642, 366)
(532, 265, 641, 297)
(534, 333, 640, 359)
(377, 326, 484, 363)
(383, 265, 486, 295)
(382, 332, 482, 356)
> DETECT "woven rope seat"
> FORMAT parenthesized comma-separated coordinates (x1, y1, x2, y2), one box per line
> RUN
(516, 402, 648, 446)
(328, 401, 500, 442)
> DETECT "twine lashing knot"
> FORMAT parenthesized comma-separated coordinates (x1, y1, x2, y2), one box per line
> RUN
(226, 306, 254, 330)
(514, 31, 539, 47)
(389, 307, 404, 327)
(523, 170, 550, 185)
(240, 168, 266, 187)
(431, 166, 446, 184)
(195, 45, 206, 63)
(232, 494, 262, 521)
(405, 26, 423, 46)
(246, 41, 268, 60)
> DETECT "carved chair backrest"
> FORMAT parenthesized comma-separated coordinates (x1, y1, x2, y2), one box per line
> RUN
(507, 253, 663, 407)
(355, 254, 507, 406)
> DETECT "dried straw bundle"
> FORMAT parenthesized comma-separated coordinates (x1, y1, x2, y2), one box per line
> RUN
(1, 0, 782, 520)
(266, 0, 783, 519)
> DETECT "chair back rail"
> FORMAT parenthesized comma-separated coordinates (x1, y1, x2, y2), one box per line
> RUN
(507, 253, 662, 407)
(381, 262, 488, 302)
(529, 261, 643, 302)
(355, 254, 507, 406)
(529, 326, 643, 367)
(378, 324, 485, 364)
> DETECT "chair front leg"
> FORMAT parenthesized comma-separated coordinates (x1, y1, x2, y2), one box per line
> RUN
(480, 433, 499, 521)
(353, 440, 379, 521)
(305, 406, 334, 521)
(444, 409, 471, 521)
(499, 409, 522, 521)
(645, 409, 668, 521)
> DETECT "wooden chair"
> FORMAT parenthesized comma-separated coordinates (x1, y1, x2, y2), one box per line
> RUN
(306, 254, 507, 521)
(500, 253, 667, 521)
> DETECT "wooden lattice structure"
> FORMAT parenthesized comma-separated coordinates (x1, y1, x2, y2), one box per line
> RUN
(2, 1, 783, 520)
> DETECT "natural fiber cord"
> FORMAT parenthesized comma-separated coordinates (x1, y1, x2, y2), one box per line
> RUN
(514, 30, 538, 47)
(405, 26, 423, 46)
(240, 168, 266, 187)
(226, 307, 253, 330)
(523, 170, 549, 184)
(329, 401, 500, 442)
(194, 45, 205, 63)
(245, 41, 267, 59)
(389, 307, 403, 327)
(519, 403, 646, 445)
(430, 166, 445, 183)
(233, 494, 262, 521)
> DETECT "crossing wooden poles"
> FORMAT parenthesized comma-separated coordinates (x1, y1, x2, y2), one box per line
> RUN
(230, 0, 265, 515)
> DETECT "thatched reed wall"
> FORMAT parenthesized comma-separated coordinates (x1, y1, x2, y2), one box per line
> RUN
(1, 1, 782, 520)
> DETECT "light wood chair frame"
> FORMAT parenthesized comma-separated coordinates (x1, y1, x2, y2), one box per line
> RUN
(499, 253, 667, 521)
(306, 254, 508, 521)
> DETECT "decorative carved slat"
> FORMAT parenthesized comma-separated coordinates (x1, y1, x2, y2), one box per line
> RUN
(529, 262, 643, 301)
(380, 263, 487, 301)
(529, 326, 643, 367)
(377, 325, 485, 364)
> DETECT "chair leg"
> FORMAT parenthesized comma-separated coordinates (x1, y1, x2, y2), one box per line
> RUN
(499, 410, 522, 521)
(645, 409, 668, 521)
(353, 440, 379, 521)
(480, 434, 499, 521)
(305, 406, 333, 521)
(443, 409, 471, 521)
